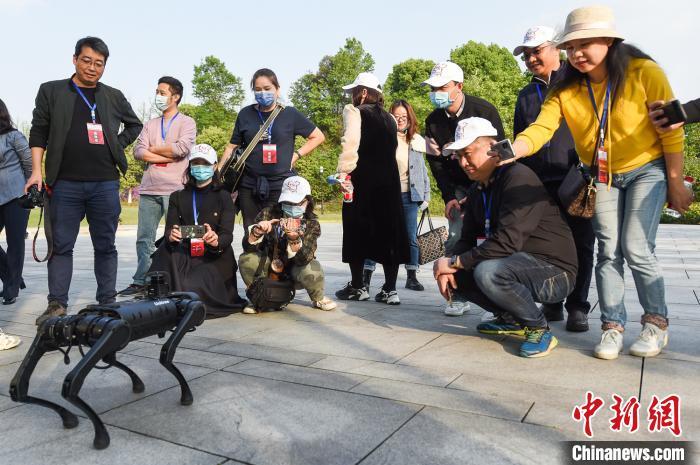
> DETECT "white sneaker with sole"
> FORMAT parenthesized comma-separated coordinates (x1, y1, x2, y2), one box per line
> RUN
(313, 297, 337, 311)
(593, 329, 624, 360)
(444, 301, 470, 316)
(242, 306, 258, 314)
(0, 329, 21, 351)
(629, 323, 668, 357)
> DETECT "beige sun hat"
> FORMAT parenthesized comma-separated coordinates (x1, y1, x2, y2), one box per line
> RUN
(556, 5, 624, 49)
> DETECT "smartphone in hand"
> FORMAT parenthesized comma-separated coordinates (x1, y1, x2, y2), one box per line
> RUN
(491, 139, 516, 160)
(659, 100, 687, 127)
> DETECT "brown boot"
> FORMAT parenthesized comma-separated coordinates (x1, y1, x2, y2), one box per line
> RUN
(35, 300, 66, 326)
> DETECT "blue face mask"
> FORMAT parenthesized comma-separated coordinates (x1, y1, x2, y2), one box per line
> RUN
(255, 91, 276, 107)
(190, 165, 214, 182)
(281, 204, 306, 218)
(429, 91, 453, 109)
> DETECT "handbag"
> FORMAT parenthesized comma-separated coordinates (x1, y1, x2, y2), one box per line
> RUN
(220, 104, 284, 192)
(416, 208, 449, 265)
(558, 163, 597, 219)
(244, 235, 295, 310)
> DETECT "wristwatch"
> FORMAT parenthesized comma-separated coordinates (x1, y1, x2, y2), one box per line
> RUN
(448, 255, 461, 269)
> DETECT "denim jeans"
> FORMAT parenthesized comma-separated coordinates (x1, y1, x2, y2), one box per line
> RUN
(591, 158, 668, 328)
(48, 180, 121, 306)
(133, 194, 169, 285)
(455, 252, 574, 328)
(365, 192, 420, 271)
(0, 199, 29, 300)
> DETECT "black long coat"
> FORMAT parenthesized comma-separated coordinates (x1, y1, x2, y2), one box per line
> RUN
(342, 104, 410, 265)
(149, 184, 246, 317)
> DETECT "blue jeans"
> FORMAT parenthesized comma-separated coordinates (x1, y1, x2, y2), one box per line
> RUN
(591, 159, 668, 328)
(0, 199, 29, 300)
(365, 192, 420, 271)
(48, 180, 121, 306)
(133, 194, 169, 285)
(456, 252, 574, 328)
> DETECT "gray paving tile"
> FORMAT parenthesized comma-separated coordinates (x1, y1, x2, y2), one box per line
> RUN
(128, 344, 247, 370)
(103, 370, 420, 465)
(223, 359, 367, 390)
(207, 340, 326, 366)
(0, 405, 224, 465)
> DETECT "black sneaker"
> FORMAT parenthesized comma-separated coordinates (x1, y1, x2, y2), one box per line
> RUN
(375, 288, 400, 305)
(36, 300, 66, 326)
(335, 282, 370, 301)
(541, 303, 564, 322)
(405, 271, 424, 291)
(118, 284, 146, 296)
(566, 308, 589, 332)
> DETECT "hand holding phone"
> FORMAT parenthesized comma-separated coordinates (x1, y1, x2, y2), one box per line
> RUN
(659, 100, 687, 128)
(490, 139, 516, 160)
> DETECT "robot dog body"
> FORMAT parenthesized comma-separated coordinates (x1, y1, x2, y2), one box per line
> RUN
(9, 275, 206, 449)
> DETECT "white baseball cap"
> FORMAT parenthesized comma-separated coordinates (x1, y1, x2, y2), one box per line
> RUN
(445, 118, 498, 152)
(279, 176, 312, 204)
(513, 26, 555, 56)
(421, 61, 464, 88)
(342, 72, 383, 94)
(188, 144, 217, 165)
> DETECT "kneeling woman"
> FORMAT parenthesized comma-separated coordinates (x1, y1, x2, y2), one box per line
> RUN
(239, 176, 336, 313)
(149, 144, 247, 317)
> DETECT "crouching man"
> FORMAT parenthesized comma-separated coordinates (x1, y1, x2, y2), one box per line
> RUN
(433, 118, 577, 358)
(239, 176, 336, 313)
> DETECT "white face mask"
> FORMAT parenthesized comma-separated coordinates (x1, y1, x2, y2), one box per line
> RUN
(154, 94, 170, 112)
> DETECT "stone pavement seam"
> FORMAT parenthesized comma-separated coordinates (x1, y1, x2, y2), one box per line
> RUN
(520, 401, 536, 423)
(392, 333, 448, 365)
(354, 405, 426, 465)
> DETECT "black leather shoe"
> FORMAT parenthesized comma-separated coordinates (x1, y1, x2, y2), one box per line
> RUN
(566, 308, 589, 332)
(2, 297, 17, 305)
(405, 270, 424, 291)
(541, 303, 564, 322)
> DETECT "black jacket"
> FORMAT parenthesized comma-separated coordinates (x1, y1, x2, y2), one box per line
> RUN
(424, 94, 505, 202)
(453, 163, 577, 278)
(28, 77, 142, 185)
(513, 67, 578, 183)
(684, 98, 700, 124)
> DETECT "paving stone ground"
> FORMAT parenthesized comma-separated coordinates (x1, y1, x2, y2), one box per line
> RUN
(1, 222, 698, 465)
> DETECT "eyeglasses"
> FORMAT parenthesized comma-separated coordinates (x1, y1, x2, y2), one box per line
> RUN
(520, 44, 550, 61)
(79, 56, 105, 69)
(393, 115, 408, 121)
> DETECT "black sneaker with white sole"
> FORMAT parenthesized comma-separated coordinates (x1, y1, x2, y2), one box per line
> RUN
(375, 289, 400, 305)
(335, 282, 369, 301)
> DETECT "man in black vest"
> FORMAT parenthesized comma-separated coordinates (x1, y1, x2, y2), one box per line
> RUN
(512, 26, 594, 332)
(25, 37, 142, 325)
(423, 61, 505, 317)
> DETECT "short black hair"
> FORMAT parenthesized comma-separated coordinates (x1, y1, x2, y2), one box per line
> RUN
(74, 36, 110, 61)
(158, 76, 184, 105)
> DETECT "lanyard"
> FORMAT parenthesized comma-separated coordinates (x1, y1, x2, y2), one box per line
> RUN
(161, 112, 179, 141)
(256, 108, 275, 142)
(535, 84, 550, 148)
(192, 191, 199, 225)
(585, 78, 612, 148)
(72, 82, 97, 124)
(481, 190, 493, 238)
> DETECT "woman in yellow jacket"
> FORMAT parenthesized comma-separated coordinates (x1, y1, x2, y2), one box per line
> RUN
(510, 6, 693, 360)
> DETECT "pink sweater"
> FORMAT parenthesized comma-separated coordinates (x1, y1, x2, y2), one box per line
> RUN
(134, 113, 197, 195)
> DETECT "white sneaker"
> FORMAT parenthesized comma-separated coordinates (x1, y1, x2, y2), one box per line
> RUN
(0, 330, 21, 351)
(593, 329, 624, 360)
(242, 305, 258, 314)
(629, 323, 668, 358)
(313, 297, 337, 311)
(444, 301, 470, 316)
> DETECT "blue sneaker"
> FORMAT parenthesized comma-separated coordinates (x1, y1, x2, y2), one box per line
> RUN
(520, 328, 558, 358)
(476, 315, 525, 336)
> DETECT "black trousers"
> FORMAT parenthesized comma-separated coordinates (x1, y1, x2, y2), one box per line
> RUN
(544, 181, 595, 312)
(238, 187, 282, 234)
(0, 199, 30, 300)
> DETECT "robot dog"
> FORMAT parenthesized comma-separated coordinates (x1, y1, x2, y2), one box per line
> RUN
(9, 272, 206, 449)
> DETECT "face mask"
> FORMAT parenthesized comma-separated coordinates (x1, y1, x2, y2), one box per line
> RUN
(155, 94, 170, 112)
(429, 91, 453, 109)
(281, 204, 306, 218)
(190, 165, 214, 182)
(255, 91, 276, 108)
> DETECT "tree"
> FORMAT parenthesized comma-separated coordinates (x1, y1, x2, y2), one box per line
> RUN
(449, 41, 529, 137)
(383, 58, 436, 129)
(187, 56, 244, 131)
(290, 38, 375, 143)
(196, 125, 231, 157)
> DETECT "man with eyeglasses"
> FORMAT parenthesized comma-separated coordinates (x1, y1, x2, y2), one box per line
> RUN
(422, 61, 505, 316)
(512, 26, 594, 332)
(25, 36, 142, 325)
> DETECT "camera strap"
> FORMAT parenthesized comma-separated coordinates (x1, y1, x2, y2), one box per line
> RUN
(32, 190, 53, 263)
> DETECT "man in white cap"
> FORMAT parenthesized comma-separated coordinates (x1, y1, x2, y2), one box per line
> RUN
(432, 117, 577, 358)
(513, 27, 594, 333)
(422, 61, 505, 316)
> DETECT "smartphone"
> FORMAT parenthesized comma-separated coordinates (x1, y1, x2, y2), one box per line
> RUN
(491, 139, 516, 160)
(660, 100, 687, 127)
(179, 225, 206, 239)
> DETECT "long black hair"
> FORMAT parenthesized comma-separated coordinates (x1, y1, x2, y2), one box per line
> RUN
(551, 40, 654, 104)
(0, 98, 16, 135)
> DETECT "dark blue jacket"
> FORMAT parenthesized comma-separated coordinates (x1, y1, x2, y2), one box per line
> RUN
(513, 66, 577, 183)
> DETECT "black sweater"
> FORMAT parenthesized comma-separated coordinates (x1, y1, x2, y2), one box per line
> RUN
(453, 163, 577, 278)
(424, 94, 505, 202)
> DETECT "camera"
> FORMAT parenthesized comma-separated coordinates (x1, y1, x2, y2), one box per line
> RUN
(179, 224, 206, 239)
(17, 185, 44, 209)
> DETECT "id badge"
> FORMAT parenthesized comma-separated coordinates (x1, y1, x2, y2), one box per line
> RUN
(86, 123, 105, 145)
(190, 238, 205, 257)
(262, 144, 277, 164)
(597, 148, 609, 184)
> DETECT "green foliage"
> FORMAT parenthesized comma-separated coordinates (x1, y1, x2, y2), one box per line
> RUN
(192, 56, 244, 114)
(383, 58, 436, 128)
(122, 143, 145, 191)
(290, 38, 375, 144)
(685, 123, 700, 159)
(196, 125, 231, 157)
(449, 41, 529, 138)
(294, 143, 341, 204)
